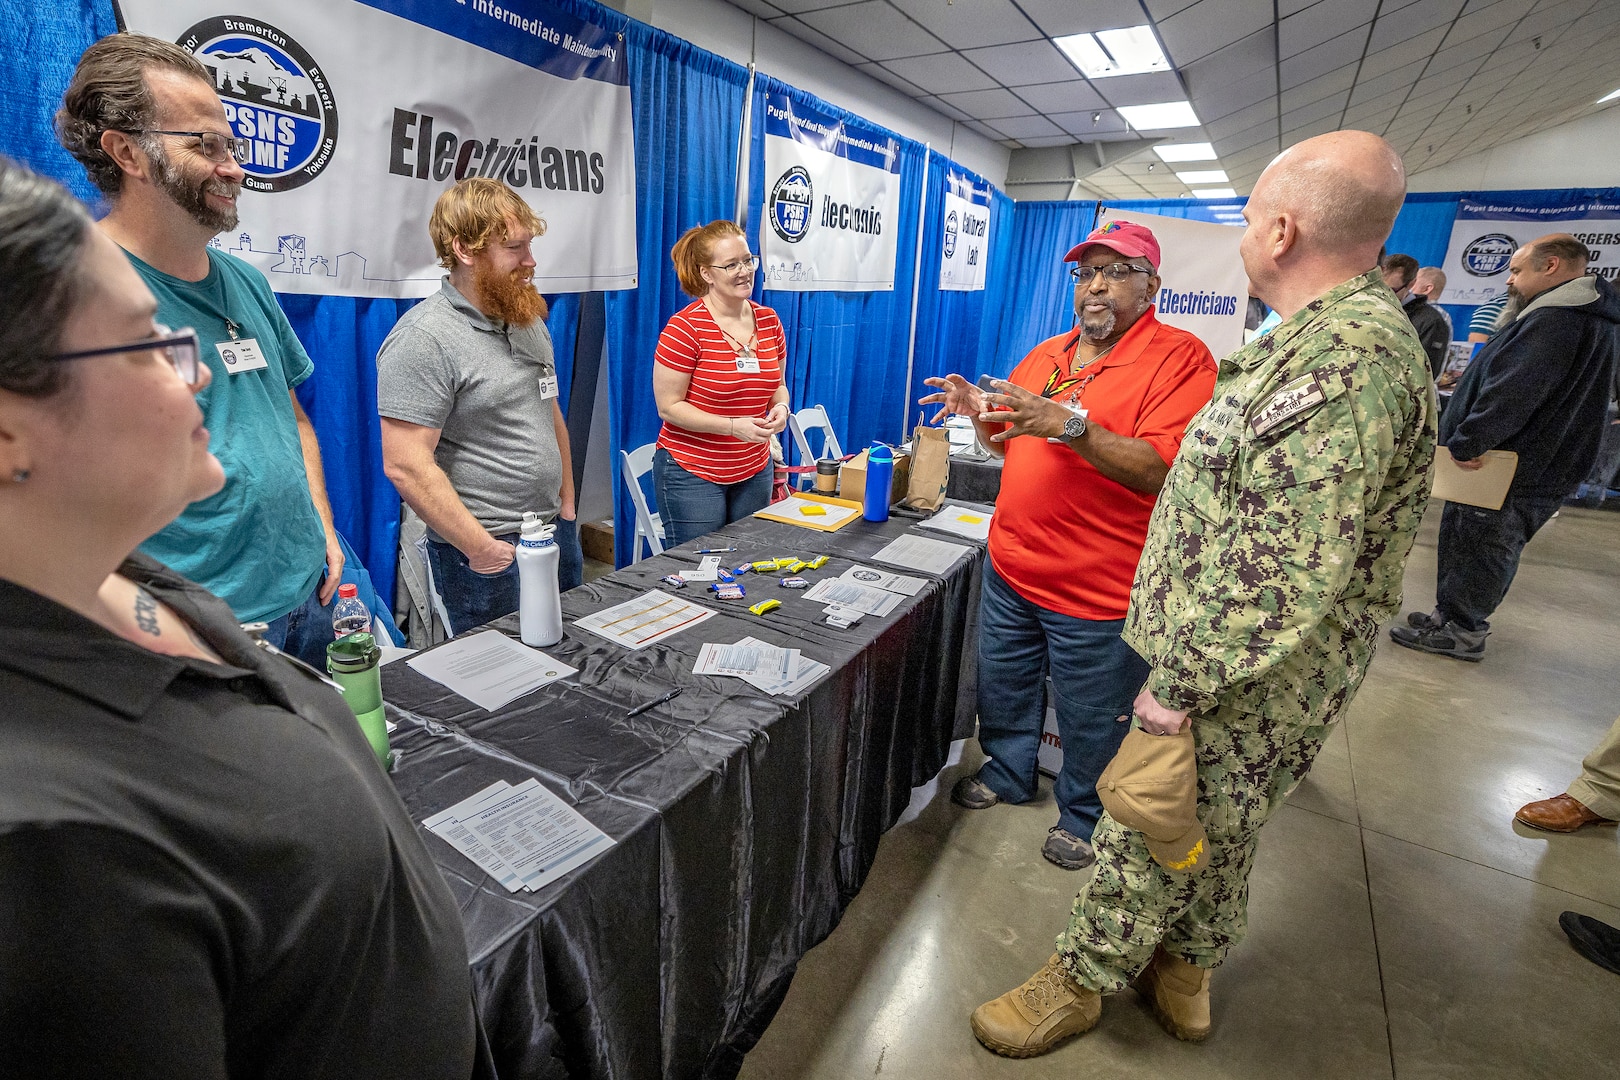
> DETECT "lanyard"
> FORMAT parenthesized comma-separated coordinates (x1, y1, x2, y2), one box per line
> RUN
(1040, 331, 1113, 402)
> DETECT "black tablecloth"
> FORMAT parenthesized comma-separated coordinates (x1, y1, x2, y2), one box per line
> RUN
(945, 453, 1003, 504)
(383, 505, 988, 1079)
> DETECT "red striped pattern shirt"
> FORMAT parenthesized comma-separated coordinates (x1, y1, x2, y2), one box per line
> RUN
(655, 300, 787, 484)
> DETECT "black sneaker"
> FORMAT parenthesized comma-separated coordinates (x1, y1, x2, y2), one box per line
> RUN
(1559, 911, 1620, 976)
(1042, 827, 1096, 870)
(1405, 609, 1443, 630)
(951, 775, 1001, 810)
(1388, 622, 1486, 661)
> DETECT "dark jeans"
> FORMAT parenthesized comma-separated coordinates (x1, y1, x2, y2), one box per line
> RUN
(652, 447, 774, 548)
(1436, 493, 1563, 632)
(975, 562, 1150, 841)
(263, 579, 336, 669)
(426, 518, 582, 636)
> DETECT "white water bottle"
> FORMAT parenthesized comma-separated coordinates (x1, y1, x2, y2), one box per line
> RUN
(515, 512, 563, 647)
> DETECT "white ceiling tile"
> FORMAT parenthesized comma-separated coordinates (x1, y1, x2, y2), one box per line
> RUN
(961, 118, 1009, 141)
(1422, 32, 1501, 77)
(1018, 135, 1082, 148)
(1281, 116, 1343, 144)
(938, 86, 1040, 119)
(1205, 99, 1279, 140)
(1356, 26, 1450, 80)
(1049, 109, 1133, 137)
(991, 114, 1067, 139)
(1191, 68, 1276, 124)
(1367, 0, 1467, 53)
(725, 0, 787, 18)
(1016, 80, 1110, 114)
(1155, 0, 1275, 66)
(771, 17, 872, 66)
(1280, 65, 1358, 113)
(1279, 28, 1370, 91)
(855, 61, 928, 97)
(1282, 91, 1349, 130)
(1143, 1, 1203, 22)
(756, 0, 848, 12)
(1278, 0, 1321, 16)
(1446, 2, 1530, 47)
(880, 52, 998, 95)
(1016, 0, 1152, 38)
(916, 94, 974, 122)
(1278, 0, 1378, 59)
(887, 0, 1043, 50)
(796, 1, 946, 61)
(1341, 105, 1398, 133)
(1091, 71, 1190, 108)
(1181, 29, 1276, 96)
(959, 40, 1081, 87)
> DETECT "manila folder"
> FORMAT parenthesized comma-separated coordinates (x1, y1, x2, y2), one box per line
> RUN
(1431, 447, 1517, 510)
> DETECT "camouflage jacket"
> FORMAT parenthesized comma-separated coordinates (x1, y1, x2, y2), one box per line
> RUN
(1123, 270, 1437, 720)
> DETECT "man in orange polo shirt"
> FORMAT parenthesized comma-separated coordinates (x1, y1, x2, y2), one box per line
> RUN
(921, 221, 1216, 869)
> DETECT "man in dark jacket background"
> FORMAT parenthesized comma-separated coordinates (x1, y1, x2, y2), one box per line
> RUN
(1383, 253, 1452, 377)
(1393, 233, 1620, 661)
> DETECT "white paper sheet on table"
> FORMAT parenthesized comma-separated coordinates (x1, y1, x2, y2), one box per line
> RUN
(574, 590, 715, 649)
(734, 636, 830, 696)
(694, 640, 796, 681)
(839, 565, 925, 596)
(405, 630, 578, 711)
(422, 781, 525, 892)
(459, 777, 615, 892)
(801, 577, 904, 617)
(681, 555, 722, 582)
(915, 503, 993, 542)
(870, 533, 974, 575)
(758, 494, 863, 529)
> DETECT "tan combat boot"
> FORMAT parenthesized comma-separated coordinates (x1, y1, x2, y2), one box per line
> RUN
(970, 954, 1101, 1058)
(1132, 946, 1211, 1041)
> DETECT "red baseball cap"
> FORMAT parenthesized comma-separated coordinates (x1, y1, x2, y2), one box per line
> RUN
(1064, 220, 1161, 270)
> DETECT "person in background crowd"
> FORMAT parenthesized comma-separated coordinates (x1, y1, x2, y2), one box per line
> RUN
(1392, 234, 1620, 662)
(0, 157, 485, 1080)
(1516, 712, 1620, 832)
(378, 178, 581, 635)
(55, 33, 349, 667)
(1469, 292, 1512, 345)
(1411, 266, 1454, 339)
(1380, 252, 1419, 295)
(969, 130, 1434, 1057)
(1406, 266, 1453, 378)
(651, 221, 790, 546)
(919, 221, 1216, 870)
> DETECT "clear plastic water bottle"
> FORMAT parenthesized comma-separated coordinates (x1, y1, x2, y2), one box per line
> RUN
(332, 582, 370, 639)
(516, 512, 563, 647)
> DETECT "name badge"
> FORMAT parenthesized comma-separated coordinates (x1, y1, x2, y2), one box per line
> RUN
(735, 356, 761, 374)
(538, 374, 559, 400)
(216, 338, 269, 373)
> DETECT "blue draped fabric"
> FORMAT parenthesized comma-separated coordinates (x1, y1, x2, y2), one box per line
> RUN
(904, 155, 1017, 431)
(0, 0, 118, 204)
(747, 74, 928, 469)
(602, 20, 748, 566)
(990, 200, 1098, 376)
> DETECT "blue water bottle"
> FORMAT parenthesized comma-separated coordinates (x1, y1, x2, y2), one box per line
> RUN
(863, 444, 895, 522)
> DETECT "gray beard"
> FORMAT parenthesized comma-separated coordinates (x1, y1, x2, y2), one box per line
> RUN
(1078, 300, 1118, 340)
(1501, 290, 1525, 326)
(149, 143, 240, 234)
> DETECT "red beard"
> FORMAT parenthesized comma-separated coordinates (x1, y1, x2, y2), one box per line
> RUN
(474, 263, 549, 327)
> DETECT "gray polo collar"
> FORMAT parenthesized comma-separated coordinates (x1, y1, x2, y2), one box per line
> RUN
(439, 278, 506, 334)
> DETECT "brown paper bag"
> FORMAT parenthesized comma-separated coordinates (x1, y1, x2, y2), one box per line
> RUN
(902, 424, 950, 511)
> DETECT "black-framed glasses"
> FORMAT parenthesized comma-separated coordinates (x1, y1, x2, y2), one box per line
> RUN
(1070, 262, 1153, 283)
(709, 256, 759, 274)
(115, 128, 249, 165)
(53, 327, 203, 387)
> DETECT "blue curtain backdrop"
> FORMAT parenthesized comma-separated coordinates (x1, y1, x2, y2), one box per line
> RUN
(990, 200, 1098, 376)
(904, 155, 1017, 430)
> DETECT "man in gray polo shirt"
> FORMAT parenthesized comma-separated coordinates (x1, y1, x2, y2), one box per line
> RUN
(378, 178, 580, 635)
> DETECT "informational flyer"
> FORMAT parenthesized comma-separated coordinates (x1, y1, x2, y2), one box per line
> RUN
(574, 590, 715, 649)
(404, 630, 576, 711)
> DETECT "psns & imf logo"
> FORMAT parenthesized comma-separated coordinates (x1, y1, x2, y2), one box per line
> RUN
(1462, 233, 1516, 277)
(943, 209, 959, 258)
(769, 166, 813, 243)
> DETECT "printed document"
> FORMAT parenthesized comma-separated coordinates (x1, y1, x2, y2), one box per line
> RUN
(405, 630, 577, 711)
(916, 503, 993, 542)
(575, 590, 716, 649)
(871, 534, 973, 575)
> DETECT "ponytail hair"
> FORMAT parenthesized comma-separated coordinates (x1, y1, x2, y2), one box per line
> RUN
(670, 220, 745, 298)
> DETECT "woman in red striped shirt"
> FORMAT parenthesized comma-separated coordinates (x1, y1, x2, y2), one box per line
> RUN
(652, 220, 791, 546)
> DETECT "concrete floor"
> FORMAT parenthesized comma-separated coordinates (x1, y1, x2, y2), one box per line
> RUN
(738, 502, 1620, 1080)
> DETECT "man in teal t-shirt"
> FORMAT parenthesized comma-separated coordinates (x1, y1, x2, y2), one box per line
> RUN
(57, 35, 343, 665)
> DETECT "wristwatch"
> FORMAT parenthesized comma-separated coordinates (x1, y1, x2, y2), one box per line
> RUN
(1061, 407, 1088, 440)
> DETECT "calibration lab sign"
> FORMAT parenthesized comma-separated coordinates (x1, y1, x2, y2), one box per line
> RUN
(939, 170, 991, 292)
(116, 0, 638, 297)
(761, 92, 901, 292)
(1438, 194, 1620, 305)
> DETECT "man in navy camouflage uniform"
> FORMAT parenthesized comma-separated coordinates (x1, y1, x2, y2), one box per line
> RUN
(970, 129, 1437, 1058)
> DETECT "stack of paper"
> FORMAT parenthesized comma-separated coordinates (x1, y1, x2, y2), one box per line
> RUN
(405, 630, 578, 711)
(574, 590, 715, 649)
(693, 637, 830, 696)
(422, 779, 614, 893)
(839, 565, 925, 595)
(916, 504, 993, 541)
(871, 533, 974, 575)
(801, 577, 904, 617)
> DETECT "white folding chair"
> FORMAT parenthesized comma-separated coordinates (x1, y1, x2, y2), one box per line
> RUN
(618, 443, 665, 563)
(787, 405, 843, 488)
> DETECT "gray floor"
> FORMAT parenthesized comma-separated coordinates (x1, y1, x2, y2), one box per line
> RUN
(739, 502, 1620, 1080)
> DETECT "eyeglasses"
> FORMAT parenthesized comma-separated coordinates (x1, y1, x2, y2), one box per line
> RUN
(708, 256, 759, 274)
(115, 129, 249, 165)
(1070, 262, 1153, 283)
(53, 326, 204, 387)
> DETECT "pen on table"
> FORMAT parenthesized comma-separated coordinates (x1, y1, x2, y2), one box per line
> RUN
(626, 687, 684, 718)
(695, 547, 737, 554)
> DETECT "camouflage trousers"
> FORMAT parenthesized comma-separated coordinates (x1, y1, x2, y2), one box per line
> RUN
(1055, 702, 1333, 992)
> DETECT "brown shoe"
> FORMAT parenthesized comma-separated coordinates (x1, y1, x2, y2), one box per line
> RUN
(1131, 947, 1211, 1042)
(1515, 793, 1617, 832)
(971, 954, 1101, 1058)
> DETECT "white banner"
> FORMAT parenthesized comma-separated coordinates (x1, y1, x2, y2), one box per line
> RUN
(1438, 194, 1620, 305)
(760, 92, 901, 292)
(938, 170, 991, 292)
(1097, 208, 1246, 361)
(118, 0, 638, 298)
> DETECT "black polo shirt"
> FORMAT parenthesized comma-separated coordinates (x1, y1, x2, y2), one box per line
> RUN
(0, 555, 479, 1079)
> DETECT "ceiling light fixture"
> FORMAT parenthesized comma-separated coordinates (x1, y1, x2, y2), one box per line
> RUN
(1176, 169, 1229, 184)
(1153, 142, 1216, 162)
(1117, 101, 1200, 130)
(1599, 87, 1620, 103)
(1053, 24, 1170, 80)
(1192, 187, 1238, 199)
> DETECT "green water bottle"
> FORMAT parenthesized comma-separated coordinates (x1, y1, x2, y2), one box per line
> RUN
(327, 632, 389, 765)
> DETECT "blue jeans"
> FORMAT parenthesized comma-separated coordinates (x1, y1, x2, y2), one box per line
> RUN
(652, 447, 774, 548)
(975, 562, 1150, 842)
(263, 579, 336, 670)
(426, 518, 583, 636)
(1435, 493, 1562, 632)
